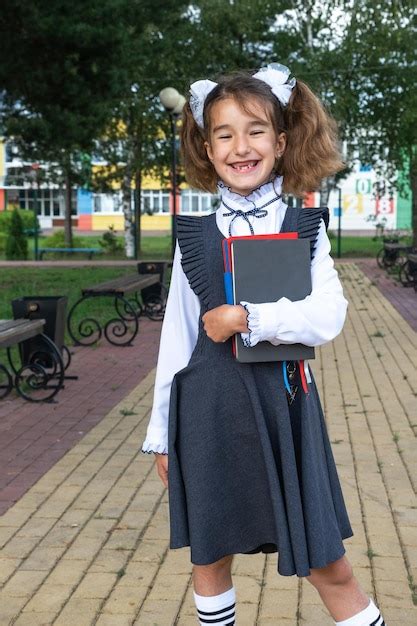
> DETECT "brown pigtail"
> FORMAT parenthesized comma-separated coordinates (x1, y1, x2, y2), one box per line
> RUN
(180, 103, 217, 193)
(281, 81, 344, 197)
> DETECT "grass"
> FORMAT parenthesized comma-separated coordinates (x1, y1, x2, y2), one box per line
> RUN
(366, 548, 379, 559)
(0, 265, 161, 347)
(1, 233, 172, 261)
(3, 231, 408, 261)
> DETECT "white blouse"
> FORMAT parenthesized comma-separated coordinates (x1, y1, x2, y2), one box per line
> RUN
(141, 176, 348, 454)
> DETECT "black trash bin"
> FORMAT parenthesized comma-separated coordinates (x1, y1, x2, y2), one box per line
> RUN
(12, 296, 68, 366)
(137, 261, 169, 302)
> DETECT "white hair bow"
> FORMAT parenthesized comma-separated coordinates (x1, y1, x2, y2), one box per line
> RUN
(189, 63, 296, 128)
(253, 63, 296, 107)
(189, 79, 218, 129)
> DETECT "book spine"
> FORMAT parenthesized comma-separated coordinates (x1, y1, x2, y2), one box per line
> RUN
(224, 272, 234, 305)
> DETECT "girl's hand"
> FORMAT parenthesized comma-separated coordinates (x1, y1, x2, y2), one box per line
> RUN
(155, 453, 168, 488)
(202, 304, 248, 343)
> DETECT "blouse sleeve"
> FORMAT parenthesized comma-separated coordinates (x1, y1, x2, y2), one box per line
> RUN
(141, 242, 200, 454)
(239, 220, 348, 348)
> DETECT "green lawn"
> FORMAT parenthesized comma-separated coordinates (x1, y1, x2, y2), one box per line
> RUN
(1, 266, 158, 346)
(4, 229, 411, 261)
(329, 235, 382, 258)
(1, 234, 172, 261)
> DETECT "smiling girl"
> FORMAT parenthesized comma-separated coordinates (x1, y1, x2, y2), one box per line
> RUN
(141, 64, 386, 626)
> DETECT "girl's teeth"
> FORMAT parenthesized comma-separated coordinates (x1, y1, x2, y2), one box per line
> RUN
(233, 162, 257, 171)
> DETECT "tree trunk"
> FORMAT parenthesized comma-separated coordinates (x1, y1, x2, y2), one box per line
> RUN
(135, 168, 142, 256)
(63, 167, 73, 247)
(122, 171, 135, 258)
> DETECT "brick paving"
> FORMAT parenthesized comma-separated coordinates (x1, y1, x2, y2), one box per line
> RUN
(0, 318, 162, 516)
(358, 259, 417, 332)
(0, 262, 416, 625)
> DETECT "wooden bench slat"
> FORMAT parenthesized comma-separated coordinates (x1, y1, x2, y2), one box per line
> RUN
(0, 319, 45, 349)
(82, 274, 159, 295)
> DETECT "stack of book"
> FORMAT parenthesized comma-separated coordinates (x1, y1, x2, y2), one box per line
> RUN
(222, 233, 315, 363)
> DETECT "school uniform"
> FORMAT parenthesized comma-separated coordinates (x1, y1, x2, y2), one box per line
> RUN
(141, 176, 353, 577)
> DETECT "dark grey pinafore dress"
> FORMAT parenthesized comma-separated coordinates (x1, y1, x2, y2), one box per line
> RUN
(167, 207, 353, 577)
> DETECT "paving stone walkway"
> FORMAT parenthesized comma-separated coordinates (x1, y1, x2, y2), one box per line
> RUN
(0, 319, 162, 515)
(0, 262, 416, 625)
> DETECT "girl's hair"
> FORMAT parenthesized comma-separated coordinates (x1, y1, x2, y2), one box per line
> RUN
(180, 72, 344, 196)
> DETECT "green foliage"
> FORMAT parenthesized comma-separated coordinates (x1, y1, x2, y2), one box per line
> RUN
(98, 225, 124, 255)
(5, 209, 28, 260)
(43, 230, 85, 249)
(336, 2, 417, 243)
(0, 232, 7, 253)
(0, 209, 39, 233)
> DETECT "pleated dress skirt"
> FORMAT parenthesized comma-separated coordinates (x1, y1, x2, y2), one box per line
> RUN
(167, 212, 353, 577)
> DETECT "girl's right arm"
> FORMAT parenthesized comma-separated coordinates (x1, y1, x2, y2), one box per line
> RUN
(141, 241, 200, 455)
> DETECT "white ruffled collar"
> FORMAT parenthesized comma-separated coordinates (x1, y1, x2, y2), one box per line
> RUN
(217, 175, 283, 212)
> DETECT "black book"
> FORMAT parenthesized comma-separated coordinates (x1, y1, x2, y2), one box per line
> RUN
(231, 238, 315, 363)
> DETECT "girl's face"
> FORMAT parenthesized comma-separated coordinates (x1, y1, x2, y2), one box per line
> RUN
(205, 97, 286, 196)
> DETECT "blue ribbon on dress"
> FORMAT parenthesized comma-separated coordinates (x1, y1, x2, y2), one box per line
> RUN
(222, 203, 267, 236)
(221, 194, 281, 236)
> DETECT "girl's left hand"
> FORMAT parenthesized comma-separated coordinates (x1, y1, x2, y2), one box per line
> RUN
(202, 304, 248, 343)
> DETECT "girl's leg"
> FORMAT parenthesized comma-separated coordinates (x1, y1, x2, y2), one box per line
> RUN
(192, 554, 235, 625)
(306, 555, 385, 625)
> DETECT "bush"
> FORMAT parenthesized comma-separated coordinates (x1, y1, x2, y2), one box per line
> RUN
(5, 209, 28, 260)
(98, 225, 124, 255)
(43, 229, 85, 248)
(0, 208, 39, 234)
(0, 232, 6, 253)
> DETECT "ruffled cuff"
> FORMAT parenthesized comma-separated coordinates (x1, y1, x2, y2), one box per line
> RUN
(239, 301, 262, 348)
(141, 441, 168, 455)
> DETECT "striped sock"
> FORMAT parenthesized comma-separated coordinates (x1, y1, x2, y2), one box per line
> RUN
(335, 598, 385, 626)
(193, 586, 236, 625)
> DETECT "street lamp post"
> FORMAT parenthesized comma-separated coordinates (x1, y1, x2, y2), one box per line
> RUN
(159, 88, 186, 257)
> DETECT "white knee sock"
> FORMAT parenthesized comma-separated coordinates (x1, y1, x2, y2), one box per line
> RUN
(193, 586, 236, 625)
(335, 598, 385, 626)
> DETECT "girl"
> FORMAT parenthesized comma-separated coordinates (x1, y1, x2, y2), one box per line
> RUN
(142, 64, 386, 626)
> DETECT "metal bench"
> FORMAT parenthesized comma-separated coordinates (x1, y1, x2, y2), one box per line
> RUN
(0, 319, 64, 402)
(67, 274, 161, 346)
(399, 252, 417, 290)
(376, 242, 413, 271)
(39, 247, 102, 260)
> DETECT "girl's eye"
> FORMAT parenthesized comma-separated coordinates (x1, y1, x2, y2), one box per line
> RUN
(251, 130, 264, 135)
(218, 135, 232, 140)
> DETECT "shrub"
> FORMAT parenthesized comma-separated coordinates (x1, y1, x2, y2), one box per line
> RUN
(98, 225, 124, 255)
(43, 229, 85, 248)
(0, 232, 6, 253)
(5, 209, 28, 260)
(0, 208, 39, 234)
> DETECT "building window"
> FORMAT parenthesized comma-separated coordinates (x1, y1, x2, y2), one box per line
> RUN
(141, 190, 170, 214)
(180, 189, 218, 214)
(53, 191, 61, 216)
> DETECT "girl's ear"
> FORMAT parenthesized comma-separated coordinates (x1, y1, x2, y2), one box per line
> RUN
(276, 131, 287, 158)
(204, 140, 214, 161)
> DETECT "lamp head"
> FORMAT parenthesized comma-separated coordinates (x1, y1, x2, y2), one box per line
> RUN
(159, 87, 181, 112)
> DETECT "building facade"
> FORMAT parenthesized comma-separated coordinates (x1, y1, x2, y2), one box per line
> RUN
(0, 138, 412, 233)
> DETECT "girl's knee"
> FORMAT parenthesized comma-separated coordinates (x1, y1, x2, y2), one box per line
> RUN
(306, 556, 353, 589)
(193, 554, 234, 573)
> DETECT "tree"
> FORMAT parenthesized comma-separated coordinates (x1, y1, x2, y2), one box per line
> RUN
(0, 0, 158, 245)
(336, 1, 417, 243)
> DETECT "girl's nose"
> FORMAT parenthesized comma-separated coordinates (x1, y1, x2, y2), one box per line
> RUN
(233, 135, 251, 156)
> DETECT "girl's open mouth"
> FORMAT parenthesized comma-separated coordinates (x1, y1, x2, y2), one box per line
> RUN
(229, 160, 259, 173)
